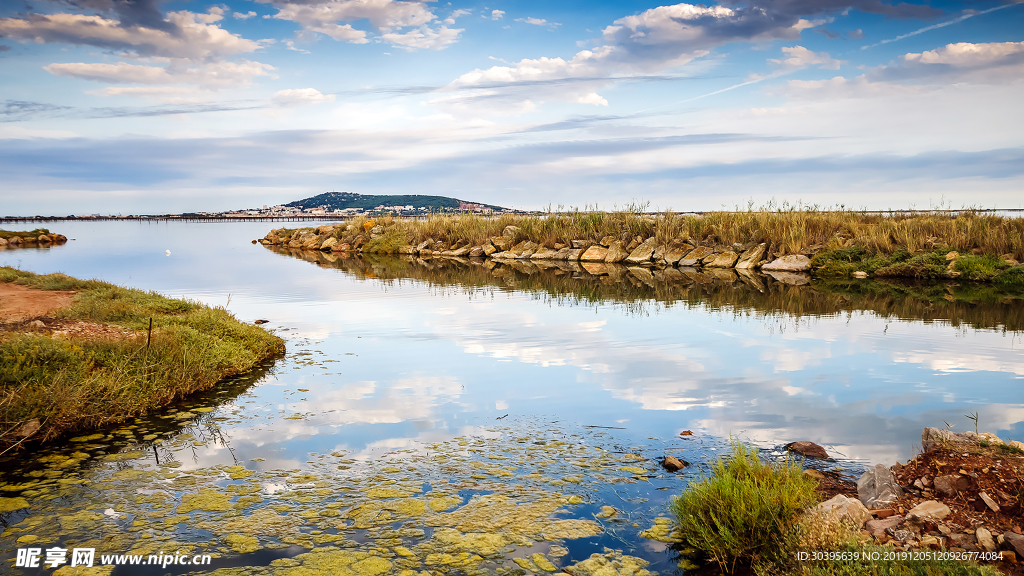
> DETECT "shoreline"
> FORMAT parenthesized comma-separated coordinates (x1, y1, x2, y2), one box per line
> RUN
(260, 212, 1024, 287)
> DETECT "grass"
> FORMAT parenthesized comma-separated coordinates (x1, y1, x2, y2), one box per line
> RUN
(0, 228, 51, 240)
(0, 267, 284, 446)
(669, 441, 819, 573)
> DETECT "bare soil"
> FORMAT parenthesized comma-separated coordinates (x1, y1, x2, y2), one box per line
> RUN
(0, 283, 76, 323)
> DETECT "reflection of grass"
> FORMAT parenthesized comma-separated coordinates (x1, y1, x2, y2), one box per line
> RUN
(0, 267, 284, 445)
(669, 442, 817, 573)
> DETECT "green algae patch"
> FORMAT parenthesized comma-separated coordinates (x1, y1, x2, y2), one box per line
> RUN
(532, 552, 559, 572)
(567, 550, 655, 576)
(639, 517, 684, 543)
(177, 488, 233, 513)
(596, 506, 618, 519)
(618, 466, 647, 475)
(281, 548, 392, 576)
(0, 496, 30, 511)
(226, 533, 261, 553)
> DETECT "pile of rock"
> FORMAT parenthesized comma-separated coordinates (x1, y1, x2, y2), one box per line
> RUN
(260, 223, 814, 276)
(812, 427, 1024, 564)
(0, 233, 67, 248)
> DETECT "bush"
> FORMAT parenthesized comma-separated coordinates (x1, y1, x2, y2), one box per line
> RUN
(669, 441, 818, 573)
(953, 254, 1010, 281)
(994, 265, 1024, 291)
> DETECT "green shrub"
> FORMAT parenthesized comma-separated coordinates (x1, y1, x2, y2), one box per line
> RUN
(953, 254, 1010, 281)
(669, 441, 818, 573)
(874, 250, 947, 279)
(994, 265, 1024, 291)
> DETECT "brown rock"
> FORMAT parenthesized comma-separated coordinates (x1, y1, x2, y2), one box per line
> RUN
(662, 456, 689, 472)
(866, 516, 904, 537)
(39, 234, 52, 243)
(979, 492, 1000, 512)
(562, 248, 584, 261)
(530, 248, 558, 260)
(664, 244, 692, 266)
(803, 469, 826, 480)
(762, 254, 812, 272)
(604, 241, 629, 263)
(933, 474, 970, 496)
(786, 441, 829, 459)
(580, 245, 609, 262)
(679, 246, 714, 266)
(705, 251, 739, 268)
(332, 243, 351, 252)
(482, 244, 497, 256)
(599, 235, 616, 247)
(491, 236, 511, 251)
(469, 246, 484, 258)
(624, 238, 657, 264)
(872, 509, 895, 519)
(13, 418, 40, 439)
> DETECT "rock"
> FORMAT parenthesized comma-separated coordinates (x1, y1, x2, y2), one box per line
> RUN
(803, 469, 826, 480)
(907, 500, 951, 521)
(604, 241, 629, 263)
(580, 262, 609, 276)
(946, 251, 959, 261)
(482, 244, 497, 256)
(491, 236, 511, 251)
(531, 248, 558, 260)
(469, 246, 484, 258)
(865, 516, 903, 537)
(332, 243, 351, 252)
(976, 527, 997, 552)
(734, 243, 766, 269)
(873, 509, 895, 518)
(580, 245, 609, 262)
(624, 238, 657, 264)
(933, 474, 970, 496)
(814, 495, 871, 528)
(978, 432, 1004, 445)
(415, 240, 432, 253)
(705, 251, 739, 268)
(1003, 532, 1024, 557)
(679, 430, 693, 436)
(852, 271, 868, 279)
(9, 236, 22, 245)
(369, 225, 385, 239)
(858, 464, 902, 508)
(662, 456, 689, 472)
(29, 320, 45, 329)
(889, 529, 915, 542)
(39, 234, 52, 243)
(628, 266, 654, 285)
(664, 244, 692, 266)
(979, 492, 1001, 512)
(509, 241, 538, 257)
(316, 225, 336, 235)
(13, 418, 40, 439)
(398, 245, 416, 255)
(922, 427, 979, 452)
(920, 535, 940, 548)
(320, 237, 338, 251)
(678, 246, 714, 266)
(54, 234, 67, 242)
(0, 238, 7, 247)
(1010, 440, 1024, 452)
(254, 319, 269, 324)
(570, 239, 591, 249)
(562, 248, 584, 261)
(626, 237, 641, 251)
(599, 235, 616, 247)
(502, 225, 519, 239)
(761, 254, 812, 272)
(786, 441, 829, 459)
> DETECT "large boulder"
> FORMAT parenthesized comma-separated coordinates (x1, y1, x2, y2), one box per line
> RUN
(735, 243, 767, 269)
(624, 238, 657, 264)
(1003, 532, 1024, 557)
(865, 515, 904, 537)
(562, 248, 584, 261)
(491, 236, 511, 251)
(786, 441, 829, 459)
(502, 225, 519, 239)
(705, 251, 739, 268)
(761, 255, 812, 272)
(531, 248, 558, 260)
(664, 244, 693, 266)
(482, 244, 497, 256)
(921, 427, 979, 452)
(0, 238, 8, 247)
(813, 495, 871, 528)
(599, 235, 617, 247)
(605, 241, 629, 263)
(857, 464, 902, 508)
(933, 474, 970, 496)
(320, 237, 338, 251)
(580, 245, 609, 262)
(678, 246, 713, 266)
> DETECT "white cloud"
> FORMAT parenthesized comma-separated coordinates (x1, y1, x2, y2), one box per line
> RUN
(380, 25, 462, 51)
(86, 86, 205, 98)
(515, 17, 560, 27)
(443, 8, 470, 24)
(272, 88, 336, 106)
(782, 41, 1024, 100)
(491, 10, 505, 20)
(285, 40, 311, 53)
(577, 92, 609, 106)
(0, 8, 260, 60)
(768, 46, 842, 70)
(44, 60, 275, 87)
(234, 11, 258, 20)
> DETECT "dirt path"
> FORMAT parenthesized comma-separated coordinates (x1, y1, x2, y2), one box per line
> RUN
(0, 283, 76, 323)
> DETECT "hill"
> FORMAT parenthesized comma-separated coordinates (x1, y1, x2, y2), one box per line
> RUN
(284, 192, 504, 212)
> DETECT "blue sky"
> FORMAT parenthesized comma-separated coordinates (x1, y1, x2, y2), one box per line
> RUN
(1, 0, 1022, 214)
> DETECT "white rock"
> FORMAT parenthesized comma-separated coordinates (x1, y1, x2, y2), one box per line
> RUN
(761, 254, 811, 272)
(813, 494, 871, 528)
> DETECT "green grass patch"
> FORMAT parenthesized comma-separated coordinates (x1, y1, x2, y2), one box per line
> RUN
(669, 441, 818, 573)
(363, 227, 411, 254)
(0, 267, 284, 446)
(0, 229, 50, 240)
(994, 265, 1024, 293)
(797, 545, 1001, 576)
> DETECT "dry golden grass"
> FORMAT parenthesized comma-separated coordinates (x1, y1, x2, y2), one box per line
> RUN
(332, 211, 1024, 259)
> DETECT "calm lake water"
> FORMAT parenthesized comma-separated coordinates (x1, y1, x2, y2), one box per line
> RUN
(1, 220, 1022, 575)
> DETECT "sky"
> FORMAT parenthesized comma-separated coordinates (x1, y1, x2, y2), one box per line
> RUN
(0, 0, 1022, 214)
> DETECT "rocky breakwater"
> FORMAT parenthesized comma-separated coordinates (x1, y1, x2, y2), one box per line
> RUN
(809, 428, 1024, 569)
(259, 223, 816, 284)
(0, 231, 67, 249)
